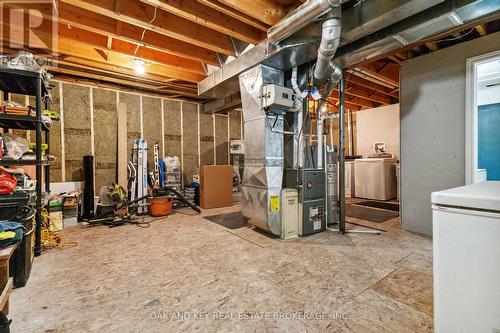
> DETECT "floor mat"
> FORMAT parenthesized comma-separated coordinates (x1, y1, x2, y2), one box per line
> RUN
(346, 205, 399, 223)
(204, 211, 248, 229)
(355, 201, 400, 212)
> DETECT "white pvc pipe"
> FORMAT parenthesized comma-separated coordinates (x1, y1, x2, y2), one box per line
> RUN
(317, 105, 324, 169)
(292, 67, 304, 168)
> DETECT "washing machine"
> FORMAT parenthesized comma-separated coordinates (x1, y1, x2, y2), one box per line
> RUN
(354, 153, 397, 200)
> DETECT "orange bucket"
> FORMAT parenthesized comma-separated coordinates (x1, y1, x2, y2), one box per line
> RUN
(148, 197, 173, 217)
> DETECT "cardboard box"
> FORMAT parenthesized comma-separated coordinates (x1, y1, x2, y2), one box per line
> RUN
(200, 165, 233, 209)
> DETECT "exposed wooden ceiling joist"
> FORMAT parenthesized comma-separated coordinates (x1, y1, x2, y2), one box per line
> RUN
(217, 0, 287, 26)
(346, 74, 399, 99)
(330, 91, 378, 109)
(10, 1, 220, 65)
(343, 86, 393, 105)
(3, 25, 205, 83)
(0, 44, 198, 97)
(475, 24, 487, 36)
(55, 58, 192, 90)
(196, 0, 270, 32)
(328, 98, 361, 111)
(138, 0, 264, 44)
(59, 0, 236, 56)
(425, 42, 438, 52)
(358, 61, 400, 87)
(52, 72, 204, 101)
(52, 22, 206, 75)
(59, 50, 205, 83)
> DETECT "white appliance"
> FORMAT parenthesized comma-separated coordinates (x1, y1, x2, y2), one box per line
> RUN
(354, 154, 397, 200)
(341, 161, 355, 197)
(345, 161, 355, 198)
(432, 181, 500, 333)
(281, 189, 298, 239)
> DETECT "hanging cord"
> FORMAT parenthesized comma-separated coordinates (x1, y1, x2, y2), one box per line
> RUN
(134, 6, 158, 55)
(40, 208, 78, 249)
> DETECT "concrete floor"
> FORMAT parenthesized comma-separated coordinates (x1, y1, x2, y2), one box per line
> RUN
(11, 202, 433, 332)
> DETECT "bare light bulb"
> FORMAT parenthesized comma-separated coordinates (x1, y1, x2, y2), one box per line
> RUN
(134, 59, 145, 74)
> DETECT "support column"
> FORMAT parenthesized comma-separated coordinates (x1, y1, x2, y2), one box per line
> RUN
(338, 74, 346, 234)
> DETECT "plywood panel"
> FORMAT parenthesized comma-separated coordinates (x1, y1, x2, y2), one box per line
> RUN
(182, 102, 198, 185)
(215, 115, 228, 165)
(199, 112, 214, 165)
(120, 93, 140, 160)
(93, 88, 117, 191)
(163, 99, 182, 158)
(63, 84, 91, 181)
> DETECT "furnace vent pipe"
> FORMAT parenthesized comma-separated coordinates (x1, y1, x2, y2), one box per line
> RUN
(317, 62, 342, 169)
(314, 6, 341, 82)
(291, 67, 304, 168)
(267, 0, 343, 45)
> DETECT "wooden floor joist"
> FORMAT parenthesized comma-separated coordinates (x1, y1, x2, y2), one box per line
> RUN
(137, 0, 265, 44)
(59, 0, 237, 56)
(196, 0, 270, 32)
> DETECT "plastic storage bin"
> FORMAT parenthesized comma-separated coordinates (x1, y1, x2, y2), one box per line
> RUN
(0, 189, 36, 288)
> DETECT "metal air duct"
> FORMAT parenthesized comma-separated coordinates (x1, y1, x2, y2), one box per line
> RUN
(239, 65, 285, 235)
(316, 62, 342, 168)
(314, 6, 342, 82)
(199, 0, 500, 99)
(268, 0, 343, 45)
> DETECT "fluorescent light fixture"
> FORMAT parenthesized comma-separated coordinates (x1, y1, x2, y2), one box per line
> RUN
(134, 59, 145, 74)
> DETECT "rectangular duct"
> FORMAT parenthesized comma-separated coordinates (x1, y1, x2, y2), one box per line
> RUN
(199, 0, 500, 99)
(239, 65, 285, 235)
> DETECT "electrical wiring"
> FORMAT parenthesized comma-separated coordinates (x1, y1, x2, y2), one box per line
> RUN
(437, 28, 475, 43)
(40, 209, 78, 249)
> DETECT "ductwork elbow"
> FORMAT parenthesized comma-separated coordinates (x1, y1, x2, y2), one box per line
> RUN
(326, 61, 342, 88)
(318, 62, 342, 109)
(314, 6, 341, 82)
(267, 0, 343, 45)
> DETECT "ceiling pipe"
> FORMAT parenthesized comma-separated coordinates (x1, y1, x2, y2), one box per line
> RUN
(267, 0, 343, 45)
(314, 6, 342, 83)
(317, 62, 342, 169)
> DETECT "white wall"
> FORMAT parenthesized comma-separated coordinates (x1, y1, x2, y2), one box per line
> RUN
(355, 104, 400, 159)
(478, 85, 500, 106)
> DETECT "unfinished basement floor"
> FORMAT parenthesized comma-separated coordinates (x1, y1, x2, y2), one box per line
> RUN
(11, 203, 433, 333)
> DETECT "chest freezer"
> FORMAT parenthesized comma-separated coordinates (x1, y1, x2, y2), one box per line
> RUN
(432, 181, 500, 333)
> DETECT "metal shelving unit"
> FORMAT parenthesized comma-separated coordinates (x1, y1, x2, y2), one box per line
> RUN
(0, 67, 51, 256)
